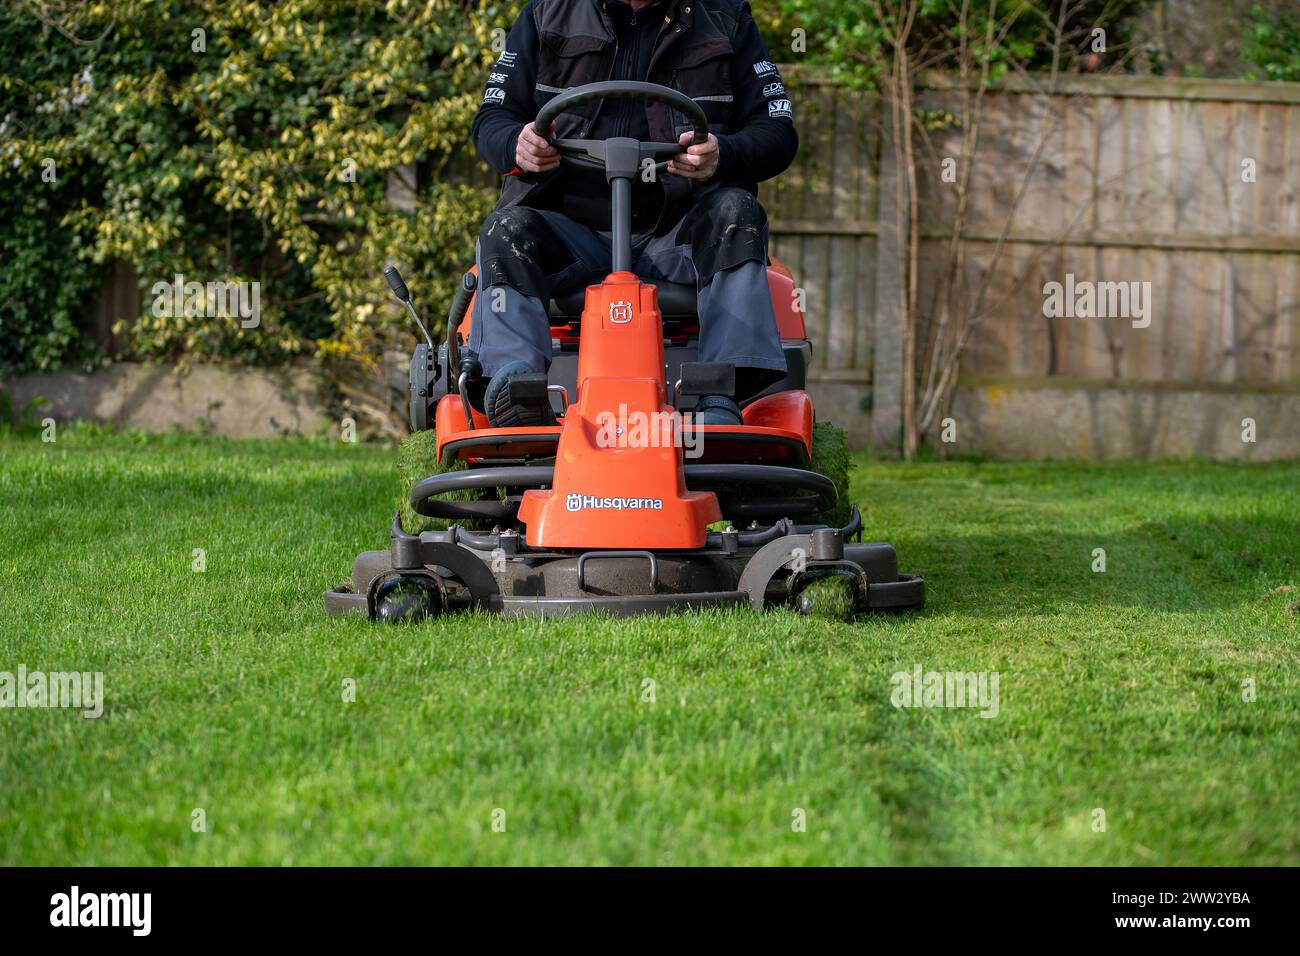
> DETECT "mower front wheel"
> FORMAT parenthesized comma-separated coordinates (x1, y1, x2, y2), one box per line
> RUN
(372, 574, 445, 623)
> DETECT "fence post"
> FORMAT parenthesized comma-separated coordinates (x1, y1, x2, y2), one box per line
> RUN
(871, 107, 906, 455)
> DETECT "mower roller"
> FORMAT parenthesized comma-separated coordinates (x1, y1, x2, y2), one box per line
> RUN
(324, 80, 924, 622)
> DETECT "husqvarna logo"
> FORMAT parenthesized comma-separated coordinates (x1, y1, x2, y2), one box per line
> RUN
(609, 301, 634, 323)
(566, 493, 663, 512)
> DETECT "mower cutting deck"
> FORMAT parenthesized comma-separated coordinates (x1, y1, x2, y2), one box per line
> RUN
(324, 80, 923, 622)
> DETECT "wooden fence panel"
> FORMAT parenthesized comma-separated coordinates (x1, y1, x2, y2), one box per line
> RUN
(898, 76, 1300, 395)
(86, 70, 1300, 444)
(763, 70, 880, 380)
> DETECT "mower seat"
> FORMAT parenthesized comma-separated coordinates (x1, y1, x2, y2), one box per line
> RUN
(549, 278, 698, 320)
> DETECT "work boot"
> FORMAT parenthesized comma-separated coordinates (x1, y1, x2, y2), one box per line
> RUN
(692, 395, 743, 426)
(484, 360, 556, 428)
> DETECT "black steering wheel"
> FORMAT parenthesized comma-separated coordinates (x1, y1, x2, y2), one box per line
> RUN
(532, 80, 710, 176)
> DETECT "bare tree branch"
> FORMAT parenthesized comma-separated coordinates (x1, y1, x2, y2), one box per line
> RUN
(20, 0, 115, 45)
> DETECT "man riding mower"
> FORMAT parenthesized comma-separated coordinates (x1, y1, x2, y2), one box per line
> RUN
(324, 0, 924, 620)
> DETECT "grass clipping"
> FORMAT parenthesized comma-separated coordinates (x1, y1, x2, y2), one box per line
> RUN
(395, 429, 499, 532)
(808, 420, 852, 528)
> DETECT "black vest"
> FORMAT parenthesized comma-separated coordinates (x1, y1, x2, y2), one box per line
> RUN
(501, 0, 750, 226)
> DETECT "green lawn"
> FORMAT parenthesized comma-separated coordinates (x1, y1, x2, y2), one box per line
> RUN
(0, 425, 1296, 865)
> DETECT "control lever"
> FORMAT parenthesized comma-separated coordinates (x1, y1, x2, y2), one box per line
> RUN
(447, 271, 477, 378)
(384, 265, 433, 350)
(457, 350, 483, 431)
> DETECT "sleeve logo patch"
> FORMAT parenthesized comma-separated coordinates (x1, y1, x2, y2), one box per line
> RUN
(489, 72, 508, 84)
(753, 60, 777, 75)
(484, 87, 507, 105)
(496, 51, 518, 67)
(768, 98, 793, 119)
(762, 81, 786, 97)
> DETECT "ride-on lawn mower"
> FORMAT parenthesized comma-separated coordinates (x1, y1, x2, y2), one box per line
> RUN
(324, 81, 923, 622)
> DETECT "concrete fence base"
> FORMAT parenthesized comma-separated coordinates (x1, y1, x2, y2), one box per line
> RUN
(4, 364, 1296, 460)
(3, 363, 330, 438)
(950, 382, 1300, 461)
(807, 381, 873, 448)
(806, 377, 1299, 460)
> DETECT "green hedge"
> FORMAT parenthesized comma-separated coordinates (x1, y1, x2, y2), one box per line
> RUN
(0, 0, 501, 376)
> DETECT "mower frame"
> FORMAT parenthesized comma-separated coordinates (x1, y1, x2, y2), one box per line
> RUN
(324, 506, 924, 619)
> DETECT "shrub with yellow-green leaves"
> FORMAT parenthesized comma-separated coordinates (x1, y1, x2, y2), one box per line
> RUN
(1, 0, 502, 414)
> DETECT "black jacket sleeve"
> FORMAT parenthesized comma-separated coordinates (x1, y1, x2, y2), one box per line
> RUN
(470, 2, 542, 176)
(715, 3, 799, 185)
